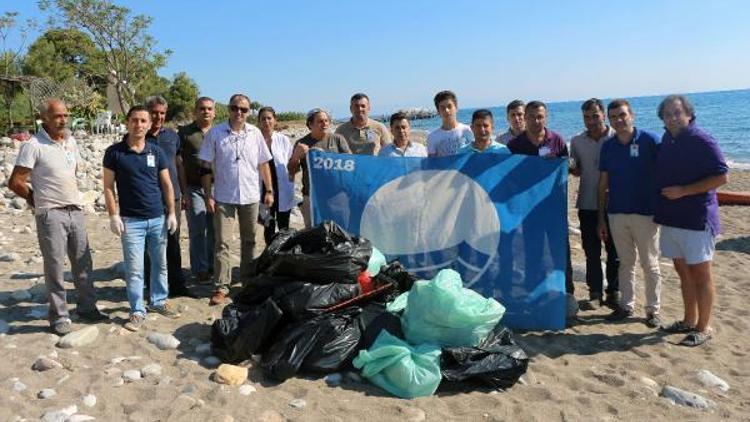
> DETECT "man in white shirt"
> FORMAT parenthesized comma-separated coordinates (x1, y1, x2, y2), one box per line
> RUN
(199, 93, 274, 305)
(427, 90, 474, 157)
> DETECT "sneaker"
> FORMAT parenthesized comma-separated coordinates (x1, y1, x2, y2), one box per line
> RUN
(579, 297, 601, 311)
(679, 329, 712, 347)
(52, 319, 73, 335)
(644, 313, 662, 328)
(149, 302, 181, 319)
(123, 314, 145, 332)
(605, 307, 633, 322)
(209, 291, 227, 306)
(77, 308, 109, 322)
(660, 320, 695, 334)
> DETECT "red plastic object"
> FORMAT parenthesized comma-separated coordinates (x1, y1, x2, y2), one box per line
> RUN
(358, 271, 373, 294)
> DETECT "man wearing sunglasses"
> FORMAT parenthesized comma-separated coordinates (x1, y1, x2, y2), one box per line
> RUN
(198, 93, 274, 305)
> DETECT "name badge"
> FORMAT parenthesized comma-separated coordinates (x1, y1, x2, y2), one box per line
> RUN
(630, 144, 639, 158)
(539, 146, 552, 157)
(147, 154, 156, 167)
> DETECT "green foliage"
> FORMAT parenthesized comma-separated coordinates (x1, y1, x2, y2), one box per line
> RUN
(276, 111, 305, 121)
(164, 72, 198, 122)
(23, 28, 106, 87)
(214, 102, 228, 123)
(0, 11, 37, 130)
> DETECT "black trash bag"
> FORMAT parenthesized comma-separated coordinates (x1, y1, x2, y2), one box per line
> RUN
(375, 261, 419, 305)
(273, 281, 361, 320)
(359, 303, 403, 350)
(234, 275, 301, 306)
(261, 308, 363, 381)
(256, 221, 372, 283)
(211, 298, 284, 364)
(250, 229, 297, 276)
(440, 323, 529, 390)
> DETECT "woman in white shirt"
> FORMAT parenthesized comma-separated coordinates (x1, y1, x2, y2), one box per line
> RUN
(257, 107, 296, 244)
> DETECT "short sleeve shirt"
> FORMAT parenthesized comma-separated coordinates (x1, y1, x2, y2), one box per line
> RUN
(378, 142, 428, 157)
(297, 132, 351, 196)
(103, 140, 169, 219)
(495, 129, 517, 145)
(198, 122, 272, 205)
(654, 122, 728, 234)
(146, 127, 181, 199)
(508, 129, 568, 157)
(335, 118, 391, 155)
(178, 122, 209, 187)
(598, 128, 660, 215)
(427, 123, 474, 157)
(458, 140, 510, 154)
(14, 128, 81, 211)
(570, 127, 615, 210)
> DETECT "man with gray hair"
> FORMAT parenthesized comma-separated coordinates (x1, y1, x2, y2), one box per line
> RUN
(9, 99, 107, 334)
(144, 95, 193, 297)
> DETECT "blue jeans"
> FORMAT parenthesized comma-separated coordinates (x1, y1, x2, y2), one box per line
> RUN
(186, 185, 214, 275)
(121, 216, 168, 315)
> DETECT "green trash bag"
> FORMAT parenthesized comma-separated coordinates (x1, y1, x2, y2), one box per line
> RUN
(401, 269, 505, 347)
(367, 247, 387, 276)
(352, 330, 442, 399)
(385, 291, 409, 313)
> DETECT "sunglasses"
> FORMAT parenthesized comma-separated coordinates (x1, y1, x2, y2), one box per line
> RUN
(229, 105, 250, 113)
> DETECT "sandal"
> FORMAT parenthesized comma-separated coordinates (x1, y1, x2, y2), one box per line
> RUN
(660, 320, 695, 334)
(679, 330, 712, 347)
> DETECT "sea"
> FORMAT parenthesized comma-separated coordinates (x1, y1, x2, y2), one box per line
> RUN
(407, 89, 750, 169)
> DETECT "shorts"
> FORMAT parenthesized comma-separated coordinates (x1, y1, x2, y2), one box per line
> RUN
(659, 225, 715, 265)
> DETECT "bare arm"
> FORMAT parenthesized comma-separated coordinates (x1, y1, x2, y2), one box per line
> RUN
(200, 160, 215, 213)
(159, 169, 175, 215)
(661, 173, 729, 200)
(176, 155, 190, 209)
(287, 143, 308, 180)
(8, 166, 34, 207)
(597, 171, 610, 241)
(102, 168, 119, 216)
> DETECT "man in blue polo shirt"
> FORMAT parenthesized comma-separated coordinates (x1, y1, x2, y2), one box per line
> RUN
(598, 99, 662, 327)
(458, 109, 510, 154)
(654, 94, 728, 347)
(103, 105, 180, 331)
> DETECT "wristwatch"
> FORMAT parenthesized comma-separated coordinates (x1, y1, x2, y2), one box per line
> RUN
(265, 189, 273, 194)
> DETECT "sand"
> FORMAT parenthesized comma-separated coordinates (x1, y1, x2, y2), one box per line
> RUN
(0, 170, 747, 421)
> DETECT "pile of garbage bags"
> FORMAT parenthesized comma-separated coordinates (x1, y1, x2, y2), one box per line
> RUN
(210, 221, 528, 399)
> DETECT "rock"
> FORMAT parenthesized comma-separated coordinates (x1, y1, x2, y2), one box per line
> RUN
(122, 369, 142, 382)
(37, 388, 57, 399)
(146, 332, 180, 350)
(22, 226, 32, 234)
(11, 379, 26, 392)
(289, 398, 306, 410)
(10, 289, 32, 302)
(212, 364, 247, 386)
(398, 406, 426, 422)
(640, 376, 659, 394)
(0, 319, 10, 334)
(141, 363, 162, 378)
(27, 305, 48, 319)
(80, 190, 98, 205)
(660, 385, 715, 410)
(195, 343, 212, 355)
(258, 410, 286, 422)
(40, 405, 77, 422)
(10, 198, 25, 210)
(32, 357, 63, 371)
(68, 416, 95, 422)
(57, 325, 99, 348)
(239, 384, 256, 396)
(202, 355, 221, 368)
(324, 373, 343, 386)
(82, 394, 97, 407)
(697, 369, 730, 392)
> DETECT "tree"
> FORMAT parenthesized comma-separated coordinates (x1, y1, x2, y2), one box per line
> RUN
(0, 11, 36, 130)
(40, 0, 171, 113)
(164, 72, 198, 122)
(23, 28, 106, 87)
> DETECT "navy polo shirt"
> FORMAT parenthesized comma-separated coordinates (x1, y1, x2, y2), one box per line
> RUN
(103, 140, 169, 219)
(146, 128, 181, 199)
(599, 128, 660, 215)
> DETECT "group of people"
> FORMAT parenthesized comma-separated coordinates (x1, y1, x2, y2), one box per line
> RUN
(8, 88, 727, 347)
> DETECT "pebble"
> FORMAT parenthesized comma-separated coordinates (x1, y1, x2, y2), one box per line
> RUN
(122, 369, 142, 382)
(202, 355, 221, 367)
(398, 406, 426, 422)
(239, 384, 256, 396)
(640, 376, 660, 394)
(10, 289, 32, 302)
(40, 405, 77, 422)
(82, 394, 97, 407)
(660, 385, 715, 410)
(37, 388, 57, 399)
(27, 306, 48, 319)
(32, 357, 63, 371)
(696, 369, 730, 392)
(68, 416, 95, 422)
(289, 398, 306, 410)
(57, 326, 99, 348)
(258, 410, 286, 422)
(146, 332, 180, 350)
(110, 355, 141, 364)
(212, 364, 247, 386)
(0, 319, 10, 334)
(0, 252, 20, 262)
(11, 378, 26, 392)
(141, 363, 162, 378)
(324, 373, 343, 386)
(195, 343, 212, 355)
(57, 374, 70, 385)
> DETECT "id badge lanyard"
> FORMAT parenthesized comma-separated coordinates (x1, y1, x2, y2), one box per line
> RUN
(630, 141, 639, 158)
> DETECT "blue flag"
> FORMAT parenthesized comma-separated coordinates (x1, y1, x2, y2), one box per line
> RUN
(308, 150, 568, 330)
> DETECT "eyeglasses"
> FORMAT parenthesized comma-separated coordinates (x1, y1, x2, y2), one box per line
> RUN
(229, 105, 250, 113)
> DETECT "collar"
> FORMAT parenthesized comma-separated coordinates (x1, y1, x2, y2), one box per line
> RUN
(37, 126, 71, 145)
(222, 121, 252, 134)
(349, 118, 372, 130)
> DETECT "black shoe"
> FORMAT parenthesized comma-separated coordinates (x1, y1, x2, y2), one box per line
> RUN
(77, 309, 109, 322)
(169, 286, 197, 298)
(579, 298, 601, 311)
(605, 307, 633, 322)
(603, 292, 620, 310)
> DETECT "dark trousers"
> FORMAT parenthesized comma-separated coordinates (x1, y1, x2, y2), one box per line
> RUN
(263, 210, 291, 245)
(578, 209, 619, 298)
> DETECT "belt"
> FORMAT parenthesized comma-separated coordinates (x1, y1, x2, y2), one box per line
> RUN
(53, 205, 81, 211)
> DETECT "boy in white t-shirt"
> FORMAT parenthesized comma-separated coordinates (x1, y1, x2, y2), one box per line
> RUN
(427, 90, 474, 157)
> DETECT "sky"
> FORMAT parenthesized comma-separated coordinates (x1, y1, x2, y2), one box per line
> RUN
(3, 0, 750, 117)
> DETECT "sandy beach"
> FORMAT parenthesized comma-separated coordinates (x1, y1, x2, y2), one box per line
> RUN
(0, 157, 747, 421)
